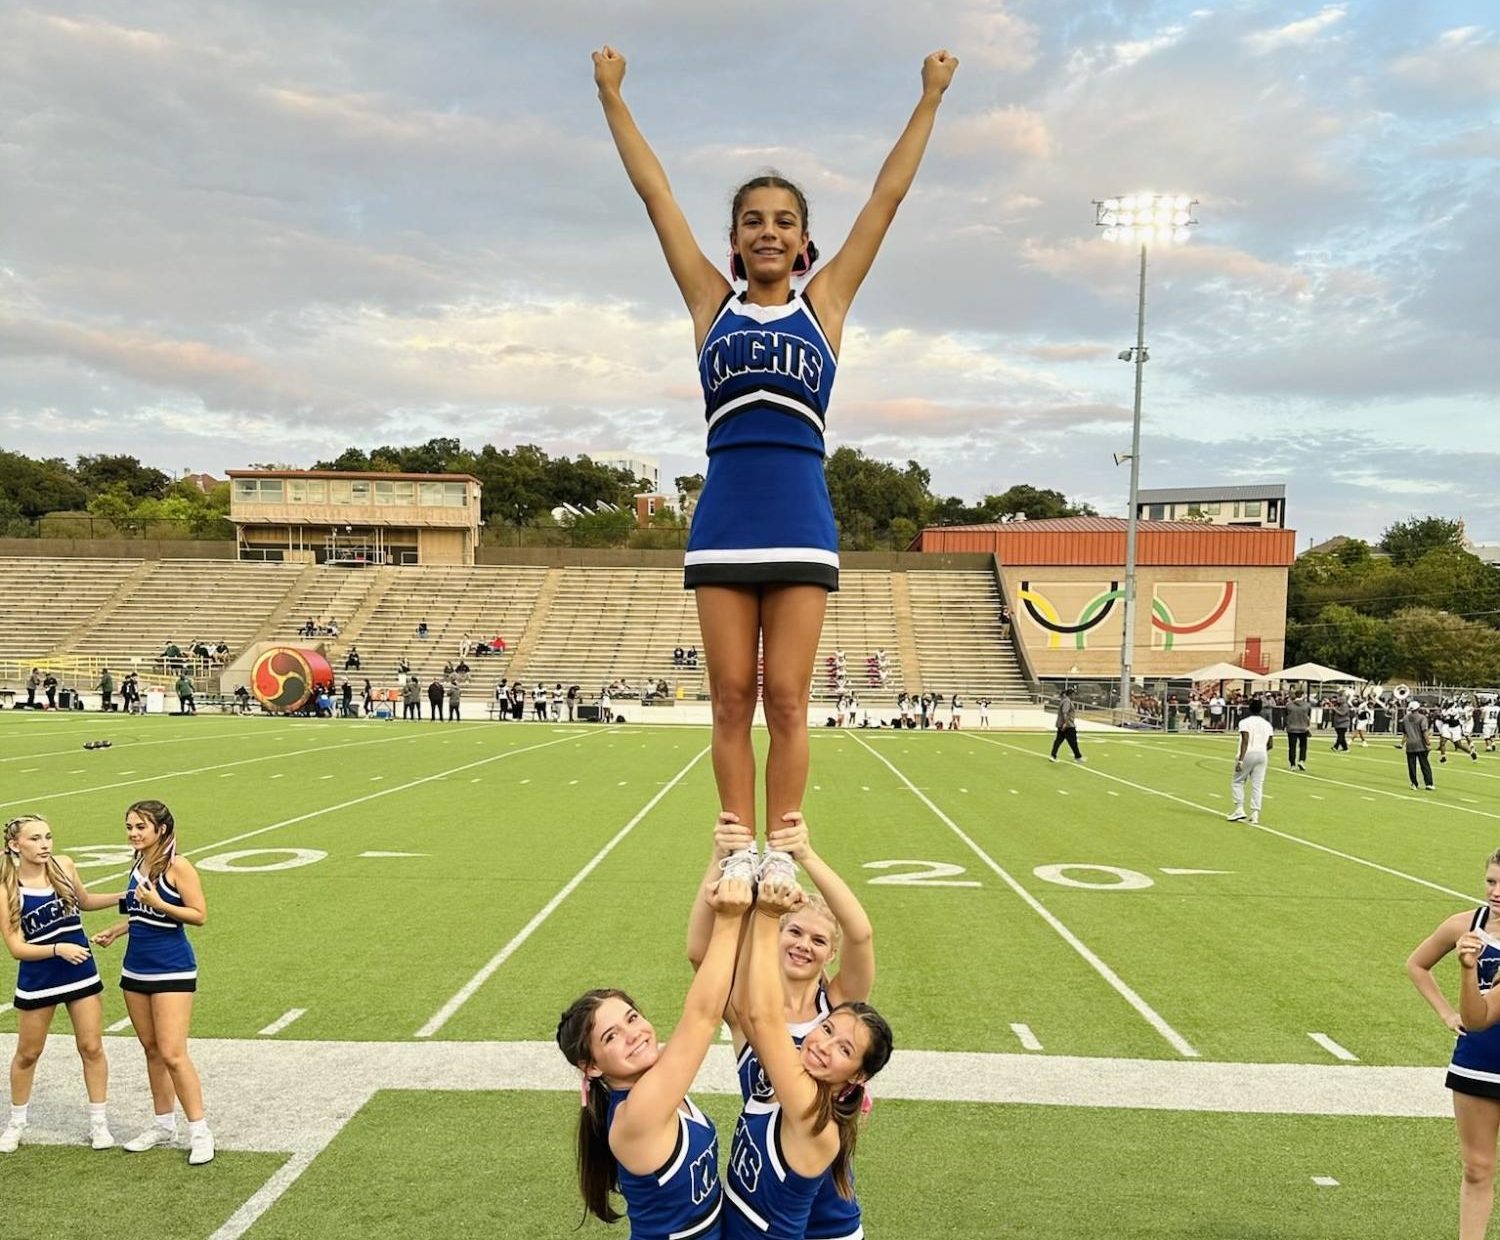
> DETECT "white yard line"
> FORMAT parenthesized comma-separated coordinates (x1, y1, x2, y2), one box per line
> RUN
(415, 745, 710, 1038)
(106, 1016, 132, 1033)
(259, 1009, 307, 1037)
(0, 727, 270, 764)
(967, 735, 1475, 904)
(1010, 1023, 1043, 1051)
(849, 735, 1199, 1059)
(209, 1149, 322, 1240)
(1308, 1032, 1359, 1062)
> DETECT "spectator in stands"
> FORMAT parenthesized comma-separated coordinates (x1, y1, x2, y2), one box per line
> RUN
(43, 673, 58, 709)
(459, 633, 473, 658)
(300, 618, 316, 638)
(446, 678, 461, 722)
(176, 671, 196, 716)
(443, 661, 455, 678)
(427, 678, 444, 721)
(416, 620, 429, 638)
(362, 679, 374, 716)
(397, 655, 411, 677)
(998, 604, 1012, 641)
(25, 668, 40, 709)
(673, 646, 685, 665)
(213, 642, 230, 665)
(455, 658, 471, 677)
(327, 618, 341, 638)
(491, 634, 506, 652)
(344, 646, 361, 672)
(96, 667, 114, 712)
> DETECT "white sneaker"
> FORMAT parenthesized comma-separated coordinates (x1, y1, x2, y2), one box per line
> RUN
(1226, 810, 1247, 822)
(756, 848, 798, 892)
(91, 1122, 115, 1150)
(188, 1128, 215, 1165)
(718, 846, 759, 886)
(1250, 814, 1259, 825)
(123, 1126, 176, 1152)
(0, 1122, 25, 1153)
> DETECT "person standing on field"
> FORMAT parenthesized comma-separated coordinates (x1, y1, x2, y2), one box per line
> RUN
(1403, 700, 1435, 791)
(1050, 689, 1083, 762)
(1227, 698, 1273, 825)
(1284, 690, 1311, 771)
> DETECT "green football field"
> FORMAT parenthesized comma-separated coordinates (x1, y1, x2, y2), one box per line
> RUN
(1, 711, 1495, 1237)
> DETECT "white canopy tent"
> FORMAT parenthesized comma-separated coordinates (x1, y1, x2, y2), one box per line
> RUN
(1270, 661, 1364, 683)
(1183, 661, 1264, 682)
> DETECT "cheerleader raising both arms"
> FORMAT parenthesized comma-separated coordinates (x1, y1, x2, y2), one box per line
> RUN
(592, 45, 958, 847)
(724, 871, 892, 1238)
(556, 864, 753, 1238)
(91, 799, 213, 1165)
(0, 815, 121, 1153)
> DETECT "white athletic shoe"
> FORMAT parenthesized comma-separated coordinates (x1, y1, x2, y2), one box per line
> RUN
(0, 1122, 25, 1154)
(188, 1129, 215, 1166)
(91, 1122, 115, 1150)
(756, 848, 798, 892)
(718, 846, 759, 887)
(122, 1126, 176, 1153)
(1250, 814, 1259, 825)
(1226, 810, 1248, 822)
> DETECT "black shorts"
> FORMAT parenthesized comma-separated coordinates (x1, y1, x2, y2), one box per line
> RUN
(1447, 1070, 1500, 1100)
(120, 975, 197, 995)
(12, 978, 104, 1011)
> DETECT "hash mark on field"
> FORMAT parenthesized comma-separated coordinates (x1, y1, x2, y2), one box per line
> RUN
(0, 1002, 11, 1015)
(1312, 1176, 1339, 1187)
(471, 778, 482, 783)
(219, 773, 234, 778)
(569, 779, 578, 785)
(319, 774, 333, 780)
(618, 781, 627, 786)
(862, 786, 870, 792)
(258, 1009, 307, 1037)
(118, 770, 134, 775)
(270, 774, 283, 780)
(370, 775, 384, 781)
(1308, 1033, 1358, 1062)
(959, 787, 968, 793)
(105, 1016, 132, 1033)
(1107, 791, 1119, 797)
(1010, 789, 1018, 795)
(19, 769, 36, 774)
(69, 769, 84, 774)
(1310, 795, 1324, 800)
(1010, 1023, 1043, 1051)
(520, 778, 530, 784)
(1058, 790, 1069, 796)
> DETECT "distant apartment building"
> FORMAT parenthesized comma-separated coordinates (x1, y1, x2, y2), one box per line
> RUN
(590, 452, 660, 493)
(1135, 484, 1286, 529)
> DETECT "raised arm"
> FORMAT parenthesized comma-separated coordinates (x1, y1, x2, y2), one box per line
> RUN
(593, 46, 730, 339)
(805, 50, 958, 343)
(769, 813, 874, 1005)
(687, 813, 755, 969)
(1457, 933, 1500, 1031)
(618, 878, 752, 1141)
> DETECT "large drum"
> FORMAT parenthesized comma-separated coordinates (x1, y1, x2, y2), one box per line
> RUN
(251, 647, 334, 714)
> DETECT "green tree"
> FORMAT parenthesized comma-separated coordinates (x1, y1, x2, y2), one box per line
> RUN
(561, 506, 636, 547)
(0, 450, 88, 519)
(1389, 607, 1500, 684)
(75, 454, 170, 500)
(824, 448, 930, 544)
(983, 484, 1097, 520)
(1286, 604, 1398, 681)
(1380, 516, 1463, 567)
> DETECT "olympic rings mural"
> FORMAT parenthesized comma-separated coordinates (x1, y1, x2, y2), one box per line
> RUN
(1018, 581, 1237, 651)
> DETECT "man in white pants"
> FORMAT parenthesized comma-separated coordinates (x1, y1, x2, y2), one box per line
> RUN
(1227, 697, 1274, 825)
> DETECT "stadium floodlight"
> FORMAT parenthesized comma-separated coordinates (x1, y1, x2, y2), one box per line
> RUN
(1090, 192, 1201, 722)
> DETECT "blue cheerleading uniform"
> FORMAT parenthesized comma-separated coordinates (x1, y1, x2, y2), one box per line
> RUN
(1449, 907, 1500, 1097)
(606, 1088, 722, 1239)
(723, 1099, 825, 1239)
(13, 884, 102, 1010)
(735, 986, 864, 1240)
(120, 865, 197, 993)
(685, 289, 840, 591)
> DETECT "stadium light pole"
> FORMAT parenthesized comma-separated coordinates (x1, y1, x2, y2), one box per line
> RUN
(1092, 194, 1198, 722)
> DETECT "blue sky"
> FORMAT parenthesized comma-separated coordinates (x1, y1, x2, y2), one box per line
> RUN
(1, 1, 1496, 546)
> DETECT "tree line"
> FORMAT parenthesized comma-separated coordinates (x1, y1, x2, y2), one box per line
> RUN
(0, 440, 1096, 547)
(1286, 517, 1500, 684)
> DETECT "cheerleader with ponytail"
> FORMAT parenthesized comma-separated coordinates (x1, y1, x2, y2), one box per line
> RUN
(556, 860, 753, 1236)
(724, 873, 893, 1237)
(91, 799, 212, 1165)
(0, 814, 122, 1154)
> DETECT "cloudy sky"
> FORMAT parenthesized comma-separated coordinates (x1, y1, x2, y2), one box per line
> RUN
(1, 0, 1496, 546)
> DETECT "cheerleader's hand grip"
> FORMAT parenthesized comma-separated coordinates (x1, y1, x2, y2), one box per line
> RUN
(1458, 932, 1484, 970)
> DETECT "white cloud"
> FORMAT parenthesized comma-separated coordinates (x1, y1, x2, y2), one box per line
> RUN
(1391, 26, 1500, 98)
(1245, 5, 1348, 55)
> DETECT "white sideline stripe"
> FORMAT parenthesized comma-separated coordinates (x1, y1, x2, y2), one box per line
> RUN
(259, 1009, 307, 1037)
(849, 735, 1199, 1059)
(1010, 1023, 1043, 1051)
(968, 735, 1475, 904)
(106, 1016, 132, 1033)
(415, 745, 711, 1038)
(208, 1147, 320, 1240)
(0, 1003, 10, 1016)
(83, 730, 603, 890)
(0, 727, 257, 764)
(1308, 1033, 1358, 1062)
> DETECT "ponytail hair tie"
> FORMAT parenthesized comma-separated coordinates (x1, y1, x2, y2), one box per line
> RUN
(580, 1073, 592, 1108)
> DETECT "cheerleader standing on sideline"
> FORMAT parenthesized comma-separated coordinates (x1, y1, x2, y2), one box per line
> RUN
(688, 811, 876, 1240)
(593, 45, 959, 848)
(724, 874, 893, 1238)
(1407, 848, 1500, 1239)
(91, 799, 213, 1165)
(556, 867, 752, 1237)
(0, 815, 121, 1153)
